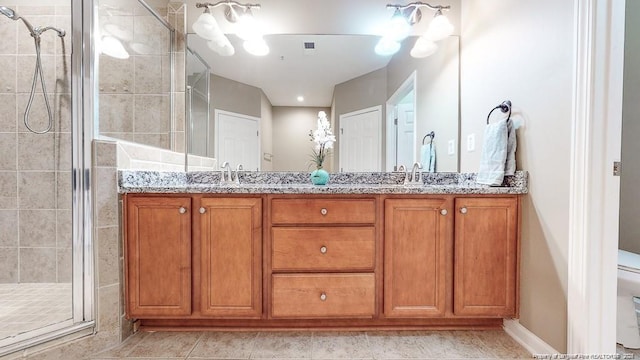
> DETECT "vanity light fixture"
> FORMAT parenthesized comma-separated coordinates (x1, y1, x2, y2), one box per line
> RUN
(195, 1, 269, 56)
(376, 2, 453, 58)
(297, 95, 304, 102)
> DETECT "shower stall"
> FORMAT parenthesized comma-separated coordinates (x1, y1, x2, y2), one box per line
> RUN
(0, 0, 93, 355)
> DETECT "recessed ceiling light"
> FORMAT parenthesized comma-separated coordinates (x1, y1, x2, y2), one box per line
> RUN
(297, 96, 304, 102)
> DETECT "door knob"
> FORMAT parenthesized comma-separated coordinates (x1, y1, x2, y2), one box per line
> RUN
(199, 207, 206, 214)
(320, 292, 327, 301)
(460, 207, 468, 214)
(320, 246, 327, 254)
(179, 207, 187, 214)
(440, 209, 448, 216)
(320, 208, 328, 215)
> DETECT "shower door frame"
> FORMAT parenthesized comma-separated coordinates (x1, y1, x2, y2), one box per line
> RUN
(0, 0, 95, 355)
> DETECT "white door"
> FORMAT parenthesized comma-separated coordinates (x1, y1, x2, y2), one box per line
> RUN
(396, 101, 415, 169)
(214, 110, 260, 171)
(339, 106, 382, 172)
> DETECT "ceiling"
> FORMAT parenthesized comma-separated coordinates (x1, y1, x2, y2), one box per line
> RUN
(184, 0, 460, 107)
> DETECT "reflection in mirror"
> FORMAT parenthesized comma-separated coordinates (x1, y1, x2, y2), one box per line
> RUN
(96, 0, 178, 151)
(186, 47, 210, 157)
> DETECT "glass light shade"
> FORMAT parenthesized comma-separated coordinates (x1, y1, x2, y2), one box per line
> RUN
(192, 12, 221, 41)
(235, 11, 262, 41)
(375, 37, 401, 56)
(410, 37, 438, 58)
(100, 36, 129, 59)
(208, 38, 235, 56)
(243, 38, 269, 56)
(385, 9, 411, 41)
(425, 13, 454, 41)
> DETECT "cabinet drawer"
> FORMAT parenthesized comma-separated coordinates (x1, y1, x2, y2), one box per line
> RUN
(272, 227, 375, 271)
(271, 199, 375, 225)
(271, 274, 375, 318)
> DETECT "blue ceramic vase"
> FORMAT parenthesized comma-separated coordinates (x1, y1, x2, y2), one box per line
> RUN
(310, 168, 329, 185)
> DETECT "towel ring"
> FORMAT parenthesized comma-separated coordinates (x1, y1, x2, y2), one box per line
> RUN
(486, 100, 512, 124)
(422, 131, 435, 145)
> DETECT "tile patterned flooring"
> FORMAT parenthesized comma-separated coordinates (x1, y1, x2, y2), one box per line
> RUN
(91, 330, 533, 359)
(0, 283, 72, 341)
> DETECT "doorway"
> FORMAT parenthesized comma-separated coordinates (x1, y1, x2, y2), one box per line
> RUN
(386, 72, 417, 171)
(339, 106, 382, 172)
(213, 110, 261, 171)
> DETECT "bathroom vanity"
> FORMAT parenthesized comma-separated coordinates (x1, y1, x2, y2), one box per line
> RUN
(119, 171, 526, 330)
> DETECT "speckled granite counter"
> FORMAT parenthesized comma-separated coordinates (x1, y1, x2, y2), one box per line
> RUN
(118, 170, 528, 195)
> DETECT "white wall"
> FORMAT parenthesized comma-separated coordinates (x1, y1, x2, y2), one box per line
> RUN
(272, 106, 332, 171)
(460, 0, 574, 352)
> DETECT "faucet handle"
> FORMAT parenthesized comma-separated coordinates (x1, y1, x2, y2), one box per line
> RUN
(235, 164, 243, 184)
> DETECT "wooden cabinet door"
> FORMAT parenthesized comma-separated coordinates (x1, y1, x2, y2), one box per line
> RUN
(126, 196, 192, 317)
(200, 197, 262, 318)
(384, 198, 452, 318)
(454, 197, 518, 317)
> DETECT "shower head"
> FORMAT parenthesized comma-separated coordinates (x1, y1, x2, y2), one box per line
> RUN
(0, 6, 18, 20)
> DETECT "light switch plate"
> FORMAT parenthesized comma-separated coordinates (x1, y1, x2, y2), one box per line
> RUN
(467, 134, 475, 152)
(448, 140, 455, 155)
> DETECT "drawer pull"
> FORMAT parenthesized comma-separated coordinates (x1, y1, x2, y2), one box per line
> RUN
(199, 207, 206, 214)
(440, 209, 448, 216)
(320, 292, 327, 301)
(460, 207, 468, 214)
(179, 207, 187, 214)
(320, 208, 328, 216)
(320, 246, 327, 254)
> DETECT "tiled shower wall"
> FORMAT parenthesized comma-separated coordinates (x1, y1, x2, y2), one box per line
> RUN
(98, 1, 185, 152)
(0, 4, 72, 284)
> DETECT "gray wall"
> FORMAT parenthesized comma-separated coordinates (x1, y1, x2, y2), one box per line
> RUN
(260, 91, 274, 171)
(210, 74, 261, 118)
(460, 0, 574, 352)
(272, 106, 332, 171)
(332, 68, 388, 169)
(620, 0, 640, 254)
(386, 36, 460, 172)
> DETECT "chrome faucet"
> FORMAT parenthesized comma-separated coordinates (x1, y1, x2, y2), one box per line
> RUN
(409, 162, 423, 185)
(220, 161, 232, 184)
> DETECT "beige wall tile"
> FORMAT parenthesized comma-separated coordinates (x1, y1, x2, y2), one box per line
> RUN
(0, 210, 18, 247)
(0, 94, 17, 131)
(133, 15, 169, 56)
(54, 18, 70, 57)
(97, 226, 119, 287)
(132, 133, 170, 149)
(94, 167, 117, 227)
(18, 171, 55, 209)
(174, 53, 185, 92)
(17, 94, 54, 133)
(0, 55, 16, 93)
(20, 247, 56, 282)
(19, 209, 56, 247)
(133, 94, 170, 133)
(0, 19, 17, 55)
(0, 171, 17, 209)
(173, 92, 184, 132)
(16, 55, 55, 93)
(17, 16, 55, 55)
(94, 141, 117, 167)
(99, 94, 134, 133)
(134, 55, 163, 94)
(55, 132, 71, 171)
(0, 133, 17, 170)
(18, 132, 55, 170)
(15, 6, 55, 15)
(56, 209, 72, 248)
(56, 171, 71, 209)
(99, 56, 133, 94)
(0, 247, 18, 282)
(55, 56, 71, 95)
(97, 284, 120, 336)
(100, 132, 134, 142)
(56, 247, 71, 283)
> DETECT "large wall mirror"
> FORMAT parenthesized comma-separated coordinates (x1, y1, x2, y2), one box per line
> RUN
(185, 0, 460, 172)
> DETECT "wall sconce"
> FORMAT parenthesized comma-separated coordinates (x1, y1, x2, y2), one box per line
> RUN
(194, 1, 269, 56)
(375, 2, 453, 58)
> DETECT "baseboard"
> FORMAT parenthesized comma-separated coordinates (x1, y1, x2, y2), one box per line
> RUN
(503, 319, 559, 355)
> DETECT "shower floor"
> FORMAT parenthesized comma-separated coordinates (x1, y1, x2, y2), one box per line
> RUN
(0, 283, 72, 341)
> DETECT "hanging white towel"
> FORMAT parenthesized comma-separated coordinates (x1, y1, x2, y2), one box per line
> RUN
(420, 143, 436, 173)
(477, 119, 517, 185)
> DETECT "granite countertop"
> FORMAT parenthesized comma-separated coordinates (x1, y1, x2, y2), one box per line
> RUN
(118, 170, 528, 195)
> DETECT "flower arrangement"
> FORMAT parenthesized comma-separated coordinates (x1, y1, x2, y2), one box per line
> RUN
(309, 111, 336, 169)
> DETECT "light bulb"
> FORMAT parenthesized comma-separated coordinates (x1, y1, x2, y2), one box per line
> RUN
(100, 36, 129, 59)
(375, 37, 401, 56)
(385, 9, 411, 41)
(192, 12, 221, 41)
(410, 37, 438, 58)
(243, 38, 269, 56)
(236, 9, 262, 41)
(425, 12, 454, 41)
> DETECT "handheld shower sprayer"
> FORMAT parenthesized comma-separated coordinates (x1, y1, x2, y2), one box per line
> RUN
(0, 5, 66, 134)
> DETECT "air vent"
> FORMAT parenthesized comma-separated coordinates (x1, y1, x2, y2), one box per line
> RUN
(304, 42, 315, 49)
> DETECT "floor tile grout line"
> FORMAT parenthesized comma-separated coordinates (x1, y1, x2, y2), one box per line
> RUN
(183, 332, 205, 359)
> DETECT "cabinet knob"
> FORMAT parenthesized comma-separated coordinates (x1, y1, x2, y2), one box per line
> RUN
(179, 207, 187, 214)
(320, 246, 327, 254)
(460, 207, 468, 214)
(440, 209, 448, 216)
(320, 292, 327, 301)
(320, 208, 328, 216)
(199, 207, 206, 214)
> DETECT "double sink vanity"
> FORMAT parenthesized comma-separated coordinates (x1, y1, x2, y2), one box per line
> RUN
(119, 170, 527, 330)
